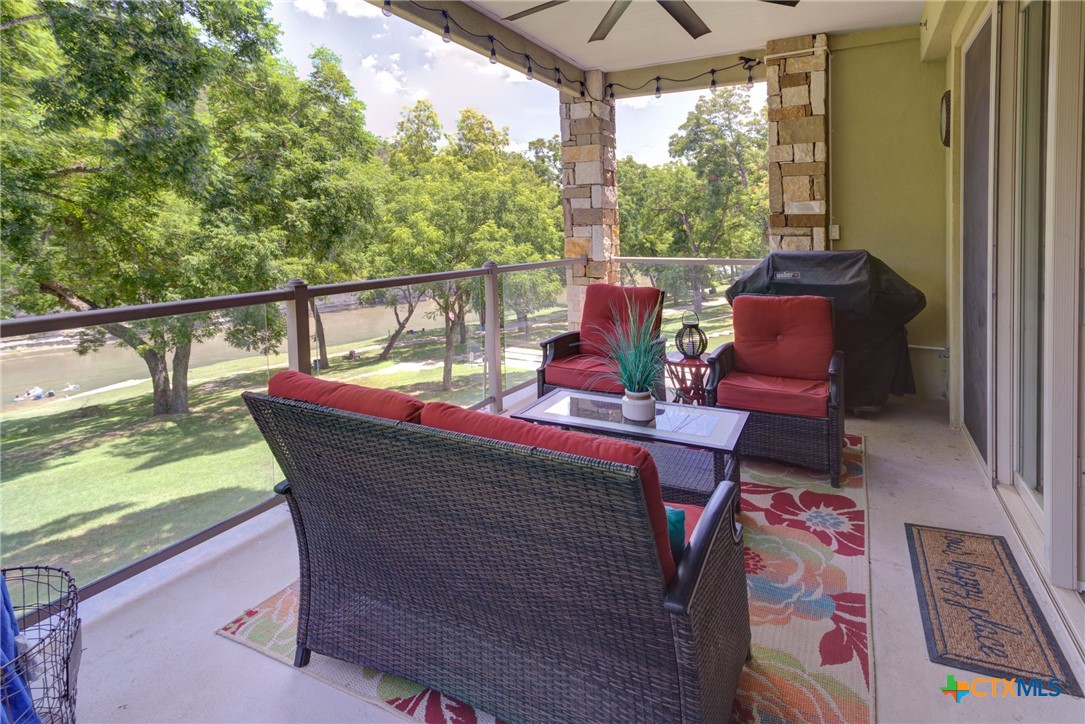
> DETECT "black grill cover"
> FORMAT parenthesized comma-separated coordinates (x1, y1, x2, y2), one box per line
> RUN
(725, 250, 926, 410)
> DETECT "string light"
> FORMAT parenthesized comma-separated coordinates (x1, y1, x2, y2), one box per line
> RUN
(382, 0, 391, 17)
(398, 1, 760, 101)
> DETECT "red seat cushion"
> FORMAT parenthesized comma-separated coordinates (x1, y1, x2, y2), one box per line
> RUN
(422, 402, 677, 583)
(716, 371, 830, 418)
(543, 354, 624, 394)
(579, 285, 664, 357)
(667, 503, 704, 545)
(732, 295, 833, 380)
(268, 370, 424, 424)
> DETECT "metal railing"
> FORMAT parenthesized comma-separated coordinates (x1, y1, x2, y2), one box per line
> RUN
(0, 254, 760, 607)
(0, 256, 585, 606)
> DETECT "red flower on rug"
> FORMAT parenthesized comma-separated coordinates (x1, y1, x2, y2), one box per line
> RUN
(821, 592, 870, 686)
(759, 490, 865, 557)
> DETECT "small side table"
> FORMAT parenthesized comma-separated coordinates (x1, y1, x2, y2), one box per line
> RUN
(666, 352, 710, 406)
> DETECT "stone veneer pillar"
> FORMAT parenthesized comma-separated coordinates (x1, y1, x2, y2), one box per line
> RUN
(560, 69, 619, 327)
(766, 33, 829, 251)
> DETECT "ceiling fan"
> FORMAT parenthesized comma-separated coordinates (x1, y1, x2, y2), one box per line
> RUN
(503, 0, 801, 43)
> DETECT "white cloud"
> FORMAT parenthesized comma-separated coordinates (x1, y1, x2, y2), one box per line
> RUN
(389, 52, 401, 62)
(334, 0, 382, 19)
(357, 54, 409, 96)
(410, 88, 430, 102)
(361, 54, 378, 70)
(618, 95, 662, 110)
(293, 0, 327, 18)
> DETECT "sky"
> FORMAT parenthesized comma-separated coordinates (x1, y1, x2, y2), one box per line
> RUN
(272, 0, 765, 166)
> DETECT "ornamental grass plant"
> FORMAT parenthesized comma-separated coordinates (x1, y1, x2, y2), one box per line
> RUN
(599, 296, 666, 396)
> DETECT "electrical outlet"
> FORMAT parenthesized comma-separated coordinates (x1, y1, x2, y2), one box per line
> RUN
(829, 225, 840, 241)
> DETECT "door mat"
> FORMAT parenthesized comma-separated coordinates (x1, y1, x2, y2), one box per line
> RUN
(905, 524, 1082, 697)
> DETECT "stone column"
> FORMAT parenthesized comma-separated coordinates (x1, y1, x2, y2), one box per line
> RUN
(561, 69, 619, 328)
(766, 34, 829, 251)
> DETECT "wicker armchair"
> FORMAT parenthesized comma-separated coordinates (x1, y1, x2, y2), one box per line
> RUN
(243, 391, 751, 723)
(705, 294, 845, 486)
(538, 284, 666, 399)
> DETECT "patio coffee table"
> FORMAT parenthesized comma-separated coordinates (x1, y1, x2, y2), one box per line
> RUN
(512, 388, 748, 506)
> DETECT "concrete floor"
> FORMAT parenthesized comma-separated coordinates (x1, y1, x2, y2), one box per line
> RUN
(75, 397, 1085, 723)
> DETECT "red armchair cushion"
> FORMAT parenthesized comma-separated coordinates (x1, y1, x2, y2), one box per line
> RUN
(543, 354, 624, 394)
(268, 370, 424, 424)
(579, 285, 664, 357)
(732, 295, 834, 381)
(716, 371, 830, 419)
(422, 402, 677, 583)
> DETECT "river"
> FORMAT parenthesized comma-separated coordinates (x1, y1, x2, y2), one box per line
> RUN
(0, 299, 442, 404)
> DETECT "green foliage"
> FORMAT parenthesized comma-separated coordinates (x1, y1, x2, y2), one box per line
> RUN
(598, 297, 666, 395)
(619, 86, 768, 262)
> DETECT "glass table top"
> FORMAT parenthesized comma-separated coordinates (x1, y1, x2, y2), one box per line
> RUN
(512, 389, 748, 453)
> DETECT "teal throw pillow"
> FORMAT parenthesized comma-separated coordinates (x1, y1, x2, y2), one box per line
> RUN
(665, 506, 686, 567)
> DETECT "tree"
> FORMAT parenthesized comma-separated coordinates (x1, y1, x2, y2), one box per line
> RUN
(616, 87, 769, 310)
(525, 135, 562, 185)
(0, 1, 374, 414)
(375, 109, 561, 389)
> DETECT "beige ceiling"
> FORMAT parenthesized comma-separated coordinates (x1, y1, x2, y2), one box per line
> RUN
(469, 0, 925, 71)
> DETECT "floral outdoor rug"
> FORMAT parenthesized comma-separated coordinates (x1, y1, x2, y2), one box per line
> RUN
(218, 435, 871, 724)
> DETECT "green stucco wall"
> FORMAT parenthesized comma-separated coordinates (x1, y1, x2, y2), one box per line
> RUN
(829, 29, 948, 398)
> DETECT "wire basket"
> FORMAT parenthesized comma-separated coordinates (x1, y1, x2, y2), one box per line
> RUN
(2, 567, 81, 724)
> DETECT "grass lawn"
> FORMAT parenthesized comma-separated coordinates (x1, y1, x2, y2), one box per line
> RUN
(0, 295, 732, 590)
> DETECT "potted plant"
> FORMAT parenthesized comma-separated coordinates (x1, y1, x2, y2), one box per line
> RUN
(600, 296, 666, 422)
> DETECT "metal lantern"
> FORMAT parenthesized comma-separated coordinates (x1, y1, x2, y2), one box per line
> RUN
(674, 312, 708, 358)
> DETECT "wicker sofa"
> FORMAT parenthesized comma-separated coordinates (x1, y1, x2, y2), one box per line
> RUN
(243, 371, 751, 723)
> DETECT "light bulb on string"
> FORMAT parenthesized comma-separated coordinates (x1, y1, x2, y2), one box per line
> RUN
(747, 71, 754, 88)
(525, 56, 533, 81)
(488, 37, 497, 64)
(654, 77, 661, 99)
(580, 81, 586, 99)
(555, 68, 561, 88)
(608, 84, 615, 101)
(442, 12, 451, 43)
(710, 70, 717, 94)
(382, 0, 391, 17)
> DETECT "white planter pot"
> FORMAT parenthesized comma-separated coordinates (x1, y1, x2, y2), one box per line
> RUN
(622, 389, 657, 422)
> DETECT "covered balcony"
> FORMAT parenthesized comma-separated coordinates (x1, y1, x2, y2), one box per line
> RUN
(2, 1, 1084, 722)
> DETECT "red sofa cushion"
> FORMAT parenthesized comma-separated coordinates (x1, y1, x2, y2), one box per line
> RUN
(732, 295, 833, 381)
(268, 370, 424, 424)
(716, 371, 830, 419)
(668, 503, 704, 546)
(543, 354, 624, 394)
(422, 402, 677, 583)
(579, 285, 664, 357)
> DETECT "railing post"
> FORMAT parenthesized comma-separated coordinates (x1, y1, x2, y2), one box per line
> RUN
(285, 278, 312, 375)
(483, 261, 503, 413)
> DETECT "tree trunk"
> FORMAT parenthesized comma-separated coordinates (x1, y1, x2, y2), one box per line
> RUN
(457, 316, 468, 345)
(442, 316, 455, 391)
(170, 342, 192, 414)
(309, 299, 329, 369)
(691, 268, 705, 315)
(141, 350, 172, 416)
(516, 309, 529, 336)
(379, 292, 418, 361)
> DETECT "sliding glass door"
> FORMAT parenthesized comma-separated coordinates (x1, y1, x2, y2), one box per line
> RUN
(1014, 0, 1049, 503)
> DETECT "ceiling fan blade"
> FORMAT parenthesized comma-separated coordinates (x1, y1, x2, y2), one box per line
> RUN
(504, 1, 569, 23)
(589, 0, 632, 43)
(657, 1, 711, 39)
(759, 0, 801, 7)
